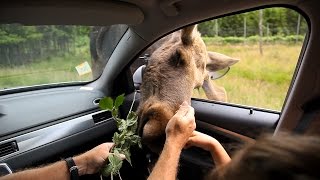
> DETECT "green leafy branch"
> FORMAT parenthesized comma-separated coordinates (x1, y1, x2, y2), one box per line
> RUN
(99, 92, 141, 180)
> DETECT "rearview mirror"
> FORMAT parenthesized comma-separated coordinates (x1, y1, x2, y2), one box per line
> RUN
(133, 65, 146, 89)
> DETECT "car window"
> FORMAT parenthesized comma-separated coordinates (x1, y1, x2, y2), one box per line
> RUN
(130, 7, 307, 111)
(0, 24, 127, 90)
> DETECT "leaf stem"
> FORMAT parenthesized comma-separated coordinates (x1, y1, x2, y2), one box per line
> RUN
(119, 172, 123, 180)
(126, 91, 137, 119)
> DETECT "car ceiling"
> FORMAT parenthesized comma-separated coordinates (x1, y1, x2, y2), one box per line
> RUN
(1, 0, 320, 134)
(0, 0, 311, 41)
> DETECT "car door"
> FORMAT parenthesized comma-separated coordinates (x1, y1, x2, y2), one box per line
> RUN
(0, 85, 118, 170)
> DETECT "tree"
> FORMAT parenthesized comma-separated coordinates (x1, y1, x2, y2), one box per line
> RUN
(0, 25, 89, 66)
(259, 9, 263, 55)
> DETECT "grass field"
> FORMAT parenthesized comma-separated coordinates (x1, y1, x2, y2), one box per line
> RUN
(0, 48, 92, 89)
(193, 43, 303, 111)
(0, 40, 303, 111)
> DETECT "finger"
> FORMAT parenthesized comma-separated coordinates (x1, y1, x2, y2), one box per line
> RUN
(192, 131, 201, 136)
(184, 143, 192, 149)
(193, 131, 209, 137)
(192, 122, 196, 130)
(174, 105, 189, 117)
(189, 131, 197, 137)
(187, 136, 195, 143)
(184, 106, 195, 118)
(180, 101, 188, 107)
(184, 137, 195, 149)
(105, 142, 115, 151)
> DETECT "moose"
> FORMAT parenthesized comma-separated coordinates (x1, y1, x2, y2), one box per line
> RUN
(90, 25, 239, 150)
(136, 25, 239, 149)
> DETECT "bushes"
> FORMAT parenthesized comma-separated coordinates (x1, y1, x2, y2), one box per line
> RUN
(203, 35, 305, 45)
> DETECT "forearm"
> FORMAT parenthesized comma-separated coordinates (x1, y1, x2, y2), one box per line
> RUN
(148, 140, 182, 180)
(1, 156, 87, 180)
(0, 161, 69, 180)
(209, 139, 231, 166)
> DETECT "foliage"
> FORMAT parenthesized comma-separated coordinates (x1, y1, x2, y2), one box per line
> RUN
(198, 7, 307, 37)
(0, 25, 91, 66)
(0, 7, 306, 68)
(99, 93, 141, 179)
(202, 35, 305, 45)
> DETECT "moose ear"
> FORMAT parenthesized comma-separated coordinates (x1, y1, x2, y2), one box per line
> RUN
(206, 51, 240, 72)
(181, 25, 196, 45)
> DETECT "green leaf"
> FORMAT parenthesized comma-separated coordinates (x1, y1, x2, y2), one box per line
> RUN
(118, 119, 128, 132)
(112, 132, 124, 146)
(112, 109, 118, 118)
(126, 111, 138, 127)
(124, 131, 134, 136)
(129, 120, 138, 133)
(101, 163, 113, 177)
(108, 154, 123, 175)
(114, 94, 125, 109)
(122, 140, 132, 150)
(99, 97, 114, 111)
(130, 135, 141, 145)
(122, 148, 132, 166)
(100, 92, 141, 177)
(113, 147, 122, 154)
(127, 111, 137, 120)
(114, 117, 122, 124)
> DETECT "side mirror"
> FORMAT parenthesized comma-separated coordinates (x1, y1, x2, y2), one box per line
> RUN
(208, 67, 230, 80)
(133, 65, 146, 89)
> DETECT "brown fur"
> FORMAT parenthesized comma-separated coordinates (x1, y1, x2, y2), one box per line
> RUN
(137, 25, 239, 148)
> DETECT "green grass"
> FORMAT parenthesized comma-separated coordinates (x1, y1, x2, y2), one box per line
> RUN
(0, 39, 304, 111)
(0, 47, 92, 89)
(193, 43, 303, 111)
(202, 35, 305, 45)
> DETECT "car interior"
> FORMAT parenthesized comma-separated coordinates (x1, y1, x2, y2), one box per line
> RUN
(1, 0, 320, 179)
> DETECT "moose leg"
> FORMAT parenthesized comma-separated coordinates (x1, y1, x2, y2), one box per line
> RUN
(202, 77, 227, 102)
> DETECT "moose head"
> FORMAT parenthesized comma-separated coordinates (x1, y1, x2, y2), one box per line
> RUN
(137, 25, 239, 150)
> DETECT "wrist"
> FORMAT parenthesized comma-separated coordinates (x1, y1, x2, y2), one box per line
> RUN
(208, 138, 220, 152)
(73, 155, 87, 176)
(165, 136, 185, 151)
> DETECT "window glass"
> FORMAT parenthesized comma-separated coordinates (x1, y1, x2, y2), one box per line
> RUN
(195, 8, 307, 111)
(130, 7, 307, 111)
(0, 24, 127, 90)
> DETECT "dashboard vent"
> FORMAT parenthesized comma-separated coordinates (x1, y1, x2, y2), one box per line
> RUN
(92, 111, 112, 124)
(0, 141, 18, 157)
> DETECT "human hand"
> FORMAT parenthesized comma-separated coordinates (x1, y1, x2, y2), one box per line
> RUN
(165, 101, 196, 149)
(185, 131, 218, 151)
(74, 143, 116, 175)
(186, 131, 231, 166)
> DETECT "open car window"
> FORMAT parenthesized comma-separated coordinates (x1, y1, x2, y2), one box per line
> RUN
(0, 24, 128, 90)
(130, 7, 307, 112)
